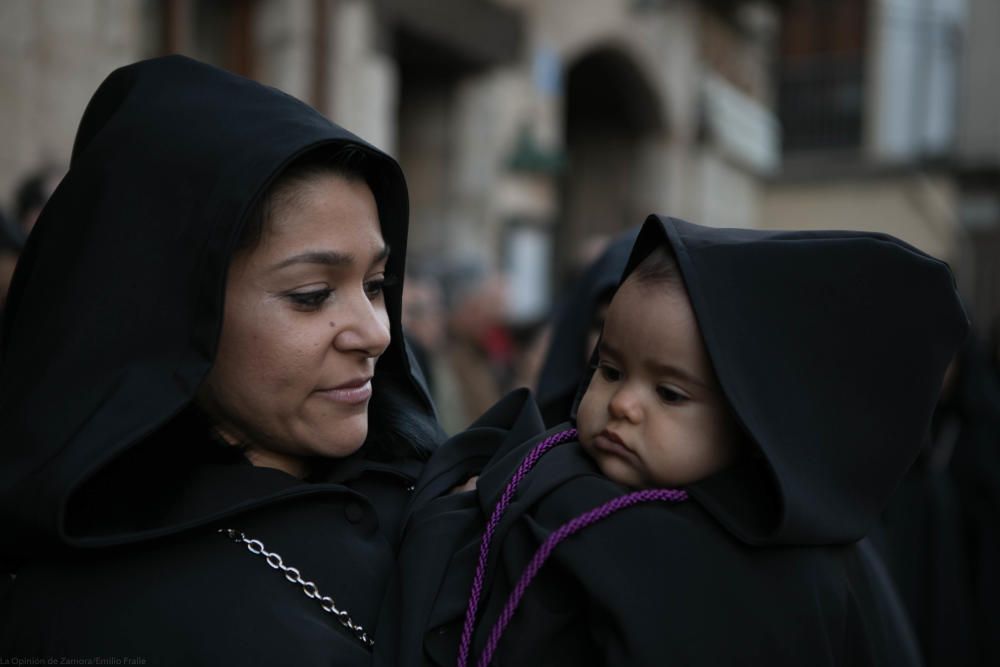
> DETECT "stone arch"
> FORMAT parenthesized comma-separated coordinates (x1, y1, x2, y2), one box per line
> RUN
(559, 43, 668, 278)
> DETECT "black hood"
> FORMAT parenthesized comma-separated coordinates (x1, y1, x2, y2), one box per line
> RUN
(599, 216, 968, 545)
(0, 56, 440, 558)
(536, 228, 639, 426)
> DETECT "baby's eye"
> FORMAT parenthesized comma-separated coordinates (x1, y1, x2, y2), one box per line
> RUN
(598, 363, 621, 382)
(657, 386, 687, 404)
(287, 289, 332, 309)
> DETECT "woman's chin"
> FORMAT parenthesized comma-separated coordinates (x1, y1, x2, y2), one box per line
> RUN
(313, 416, 369, 458)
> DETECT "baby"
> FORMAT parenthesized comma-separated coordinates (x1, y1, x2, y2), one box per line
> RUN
(576, 244, 743, 489)
(382, 215, 967, 667)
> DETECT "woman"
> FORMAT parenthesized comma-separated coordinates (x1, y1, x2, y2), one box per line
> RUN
(0, 55, 442, 664)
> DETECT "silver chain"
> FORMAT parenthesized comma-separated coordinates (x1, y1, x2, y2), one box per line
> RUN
(218, 528, 374, 649)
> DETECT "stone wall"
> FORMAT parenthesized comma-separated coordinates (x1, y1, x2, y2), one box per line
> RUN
(0, 0, 156, 211)
(761, 171, 961, 260)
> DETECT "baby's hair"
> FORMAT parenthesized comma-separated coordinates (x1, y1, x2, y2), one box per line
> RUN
(631, 244, 682, 288)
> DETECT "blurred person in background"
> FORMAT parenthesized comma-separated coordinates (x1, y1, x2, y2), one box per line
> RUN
(945, 333, 1000, 665)
(441, 265, 514, 431)
(0, 55, 442, 663)
(876, 340, 980, 666)
(535, 228, 639, 427)
(402, 267, 447, 396)
(876, 325, 1000, 667)
(507, 318, 550, 399)
(402, 267, 466, 434)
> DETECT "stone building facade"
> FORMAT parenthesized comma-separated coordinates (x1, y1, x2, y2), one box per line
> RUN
(764, 0, 1000, 333)
(1, 0, 995, 326)
(1, 0, 781, 320)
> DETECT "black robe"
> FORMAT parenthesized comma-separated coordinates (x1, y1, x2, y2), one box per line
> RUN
(949, 345, 1000, 665)
(872, 336, 1000, 667)
(382, 216, 968, 666)
(0, 55, 442, 665)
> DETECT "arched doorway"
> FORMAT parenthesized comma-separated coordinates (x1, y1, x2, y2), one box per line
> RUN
(560, 46, 666, 281)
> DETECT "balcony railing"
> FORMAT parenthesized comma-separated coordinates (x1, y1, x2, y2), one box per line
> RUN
(779, 55, 865, 153)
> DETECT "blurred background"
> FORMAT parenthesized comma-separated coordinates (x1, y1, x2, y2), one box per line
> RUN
(2, 4, 1000, 663)
(0, 0, 998, 429)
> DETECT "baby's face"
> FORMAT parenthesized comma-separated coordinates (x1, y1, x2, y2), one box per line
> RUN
(576, 275, 741, 488)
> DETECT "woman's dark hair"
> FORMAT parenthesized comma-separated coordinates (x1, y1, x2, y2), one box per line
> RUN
(237, 144, 374, 251)
(367, 362, 442, 462)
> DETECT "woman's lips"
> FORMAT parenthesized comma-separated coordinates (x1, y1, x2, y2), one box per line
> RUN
(315, 378, 372, 405)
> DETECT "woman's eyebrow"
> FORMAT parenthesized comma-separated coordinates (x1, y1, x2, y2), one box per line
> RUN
(270, 244, 390, 271)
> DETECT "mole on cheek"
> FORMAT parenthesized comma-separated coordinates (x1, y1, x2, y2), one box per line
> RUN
(328, 321, 336, 328)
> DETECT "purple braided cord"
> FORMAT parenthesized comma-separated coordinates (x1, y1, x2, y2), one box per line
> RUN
(456, 428, 578, 667)
(475, 488, 688, 667)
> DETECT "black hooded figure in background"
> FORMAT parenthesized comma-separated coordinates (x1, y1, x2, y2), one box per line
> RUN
(875, 333, 1000, 666)
(0, 56, 442, 663)
(535, 228, 638, 427)
(381, 216, 967, 666)
(948, 334, 1000, 665)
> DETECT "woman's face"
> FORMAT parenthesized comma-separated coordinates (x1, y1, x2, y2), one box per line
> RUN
(198, 172, 391, 478)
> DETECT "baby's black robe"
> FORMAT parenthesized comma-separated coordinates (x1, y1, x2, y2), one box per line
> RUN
(380, 216, 968, 667)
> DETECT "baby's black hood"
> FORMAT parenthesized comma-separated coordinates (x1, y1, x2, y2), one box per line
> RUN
(617, 216, 968, 546)
(537, 228, 639, 426)
(0, 56, 440, 559)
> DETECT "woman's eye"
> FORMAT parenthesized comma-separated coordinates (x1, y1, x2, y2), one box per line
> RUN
(364, 279, 386, 299)
(657, 386, 687, 404)
(598, 364, 621, 382)
(287, 289, 331, 309)
(364, 273, 397, 300)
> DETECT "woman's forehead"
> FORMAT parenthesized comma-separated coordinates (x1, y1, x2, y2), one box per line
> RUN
(264, 177, 382, 247)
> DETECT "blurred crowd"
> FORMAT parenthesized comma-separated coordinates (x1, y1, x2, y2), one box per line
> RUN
(401, 231, 643, 435)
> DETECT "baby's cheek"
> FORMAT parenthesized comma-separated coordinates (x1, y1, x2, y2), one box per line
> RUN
(575, 390, 590, 423)
(575, 389, 602, 442)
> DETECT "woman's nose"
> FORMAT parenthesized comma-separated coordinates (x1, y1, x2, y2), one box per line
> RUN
(608, 385, 642, 423)
(334, 292, 391, 358)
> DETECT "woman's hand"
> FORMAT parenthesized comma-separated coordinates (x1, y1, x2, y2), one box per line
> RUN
(450, 476, 479, 494)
